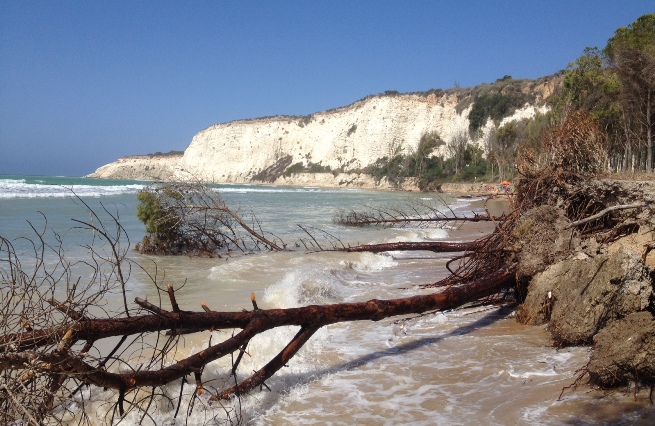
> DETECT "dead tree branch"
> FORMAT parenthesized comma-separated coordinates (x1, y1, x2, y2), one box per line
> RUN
(335, 210, 504, 227)
(564, 202, 648, 229)
(1, 266, 515, 394)
(1, 186, 518, 424)
(334, 200, 507, 228)
(336, 240, 485, 254)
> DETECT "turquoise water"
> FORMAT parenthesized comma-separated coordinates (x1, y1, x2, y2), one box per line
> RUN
(0, 174, 459, 247)
(1, 175, 653, 425)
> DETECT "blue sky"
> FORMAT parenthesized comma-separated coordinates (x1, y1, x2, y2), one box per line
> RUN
(1, 1, 653, 177)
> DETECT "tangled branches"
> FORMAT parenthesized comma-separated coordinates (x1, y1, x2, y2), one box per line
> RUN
(0, 197, 517, 425)
(542, 110, 608, 174)
(0, 203, 138, 424)
(136, 182, 284, 255)
(334, 199, 507, 228)
(334, 198, 517, 293)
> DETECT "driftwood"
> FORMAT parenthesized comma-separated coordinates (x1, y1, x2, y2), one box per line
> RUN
(335, 212, 506, 227)
(334, 200, 508, 228)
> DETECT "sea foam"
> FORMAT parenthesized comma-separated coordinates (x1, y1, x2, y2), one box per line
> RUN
(0, 179, 143, 198)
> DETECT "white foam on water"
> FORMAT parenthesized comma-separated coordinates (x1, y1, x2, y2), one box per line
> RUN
(0, 179, 143, 198)
(256, 251, 402, 309)
(13, 182, 652, 425)
(383, 227, 450, 243)
(347, 252, 398, 272)
(507, 367, 558, 379)
(208, 254, 276, 280)
(264, 267, 344, 308)
(252, 310, 486, 425)
(250, 304, 640, 426)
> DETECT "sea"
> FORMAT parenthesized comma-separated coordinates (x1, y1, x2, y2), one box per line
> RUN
(1, 174, 653, 425)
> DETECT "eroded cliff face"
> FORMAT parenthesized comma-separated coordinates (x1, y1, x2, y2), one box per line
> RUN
(176, 93, 547, 183)
(178, 94, 463, 182)
(87, 83, 554, 185)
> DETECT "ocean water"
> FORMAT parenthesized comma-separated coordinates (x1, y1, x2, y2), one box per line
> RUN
(1, 175, 653, 425)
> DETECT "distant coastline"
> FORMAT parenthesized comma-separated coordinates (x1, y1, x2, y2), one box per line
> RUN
(85, 168, 509, 195)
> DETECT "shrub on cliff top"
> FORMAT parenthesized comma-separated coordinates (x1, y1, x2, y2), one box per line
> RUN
(468, 93, 525, 133)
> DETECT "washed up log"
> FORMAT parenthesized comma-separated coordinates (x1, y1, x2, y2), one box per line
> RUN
(337, 241, 485, 253)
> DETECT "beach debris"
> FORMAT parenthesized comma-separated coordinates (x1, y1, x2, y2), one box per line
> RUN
(1, 149, 653, 424)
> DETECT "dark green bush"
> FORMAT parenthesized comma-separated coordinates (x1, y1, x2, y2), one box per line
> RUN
(282, 161, 333, 176)
(469, 93, 522, 133)
(136, 187, 181, 236)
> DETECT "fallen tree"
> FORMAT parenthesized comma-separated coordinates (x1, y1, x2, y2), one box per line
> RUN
(2, 113, 654, 423)
(1, 268, 515, 397)
(335, 240, 485, 254)
(334, 200, 508, 228)
(135, 182, 285, 255)
(0, 188, 515, 425)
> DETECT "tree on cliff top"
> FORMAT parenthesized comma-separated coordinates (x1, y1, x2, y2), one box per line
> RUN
(558, 13, 655, 173)
(604, 13, 655, 172)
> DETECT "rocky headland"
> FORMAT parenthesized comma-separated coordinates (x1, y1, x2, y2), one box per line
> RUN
(88, 154, 182, 181)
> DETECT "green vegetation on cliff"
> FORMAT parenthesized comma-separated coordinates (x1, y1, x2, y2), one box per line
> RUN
(286, 13, 654, 189)
(144, 150, 185, 158)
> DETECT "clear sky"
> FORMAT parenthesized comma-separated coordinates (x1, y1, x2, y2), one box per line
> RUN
(1, 1, 653, 177)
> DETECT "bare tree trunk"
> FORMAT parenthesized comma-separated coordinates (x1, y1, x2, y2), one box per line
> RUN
(1, 268, 516, 399)
(624, 141, 631, 173)
(338, 241, 484, 254)
(647, 87, 653, 172)
(496, 159, 504, 182)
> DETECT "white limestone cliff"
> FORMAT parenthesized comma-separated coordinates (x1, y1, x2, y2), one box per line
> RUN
(86, 155, 182, 181)
(87, 80, 556, 186)
(177, 93, 461, 183)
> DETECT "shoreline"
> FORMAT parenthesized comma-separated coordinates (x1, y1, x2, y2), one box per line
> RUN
(4, 175, 654, 423)
(84, 171, 512, 196)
